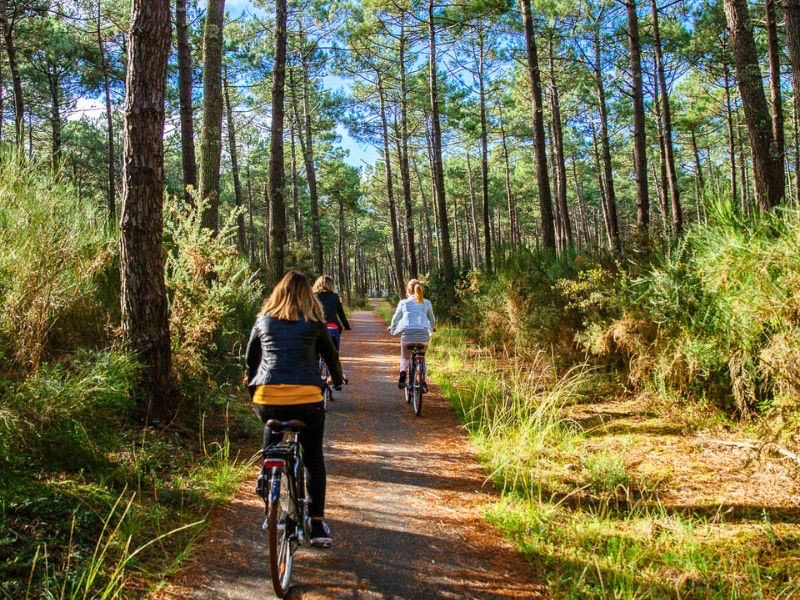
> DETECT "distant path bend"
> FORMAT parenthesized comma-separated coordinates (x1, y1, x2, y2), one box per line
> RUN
(161, 302, 545, 599)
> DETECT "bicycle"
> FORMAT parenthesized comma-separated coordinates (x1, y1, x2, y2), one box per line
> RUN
(404, 344, 427, 417)
(317, 356, 337, 411)
(256, 418, 312, 598)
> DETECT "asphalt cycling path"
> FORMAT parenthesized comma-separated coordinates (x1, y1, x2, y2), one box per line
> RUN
(160, 302, 545, 599)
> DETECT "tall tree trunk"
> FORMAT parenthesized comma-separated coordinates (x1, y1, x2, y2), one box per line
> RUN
(268, 0, 288, 279)
(548, 33, 572, 248)
(120, 0, 173, 416)
(724, 64, 739, 204)
(0, 0, 23, 155)
(785, 0, 800, 152)
(592, 26, 621, 252)
(520, 0, 556, 250)
(398, 18, 418, 278)
(651, 0, 682, 236)
(590, 114, 613, 249)
(176, 0, 197, 209)
(724, 0, 784, 209)
(97, 6, 117, 221)
(498, 112, 518, 249)
(477, 23, 494, 267)
(428, 0, 455, 303)
(48, 70, 61, 169)
(224, 69, 246, 254)
(690, 128, 705, 214)
(466, 151, 481, 268)
(290, 62, 323, 273)
(767, 0, 786, 197)
(0, 56, 4, 142)
(652, 70, 671, 236)
(378, 75, 405, 295)
(289, 121, 302, 241)
(198, 0, 225, 233)
(626, 0, 650, 239)
(413, 157, 435, 271)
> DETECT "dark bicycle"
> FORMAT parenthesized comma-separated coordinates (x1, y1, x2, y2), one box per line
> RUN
(317, 356, 334, 411)
(404, 344, 427, 417)
(256, 418, 312, 598)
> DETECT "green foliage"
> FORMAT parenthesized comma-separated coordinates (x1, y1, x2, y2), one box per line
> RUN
(0, 156, 118, 372)
(0, 349, 139, 473)
(163, 194, 261, 389)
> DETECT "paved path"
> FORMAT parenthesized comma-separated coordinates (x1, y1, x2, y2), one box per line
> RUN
(161, 304, 545, 599)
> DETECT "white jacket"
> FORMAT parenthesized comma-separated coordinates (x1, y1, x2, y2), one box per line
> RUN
(390, 297, 436, 335)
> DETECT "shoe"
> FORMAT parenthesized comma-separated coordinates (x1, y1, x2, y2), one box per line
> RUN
(310, 519, 332, 548)
(398, 371, 407, 389)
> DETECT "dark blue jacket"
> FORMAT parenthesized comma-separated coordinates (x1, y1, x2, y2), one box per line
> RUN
(245, 314, 344, 395)
(316, 291, 351, 331)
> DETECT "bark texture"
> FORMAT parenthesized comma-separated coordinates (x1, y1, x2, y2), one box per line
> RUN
(120, 0, 173, 416)
(176, 0, 197, 208)
(268, 0, 288, 279)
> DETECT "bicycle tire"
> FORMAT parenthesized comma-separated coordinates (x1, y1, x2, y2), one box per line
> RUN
(323, 384, 332, 412)
(268, 468, 294, 598)
(405, 362, 414, 404)
(413, 363, 423, 417)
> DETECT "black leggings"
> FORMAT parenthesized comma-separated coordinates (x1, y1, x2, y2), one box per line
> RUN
(253, 402, 327, 518)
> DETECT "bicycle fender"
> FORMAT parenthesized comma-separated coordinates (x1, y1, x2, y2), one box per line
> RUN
(269, 470, 282, 504)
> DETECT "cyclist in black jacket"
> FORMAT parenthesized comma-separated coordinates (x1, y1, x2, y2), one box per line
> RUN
(312, 275, 351, 352)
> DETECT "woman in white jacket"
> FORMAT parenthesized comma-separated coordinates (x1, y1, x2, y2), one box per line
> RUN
(389, 279, 436, 389)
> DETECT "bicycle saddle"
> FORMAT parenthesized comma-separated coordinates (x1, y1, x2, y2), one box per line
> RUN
(266, 419, 306, 431)
(407, 344, 427, 352)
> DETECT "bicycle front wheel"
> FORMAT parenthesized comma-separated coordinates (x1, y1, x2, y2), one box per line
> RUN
(267, 469, 295, 598)
(323, 384, 332, 411)
(413, 364, 424, 417)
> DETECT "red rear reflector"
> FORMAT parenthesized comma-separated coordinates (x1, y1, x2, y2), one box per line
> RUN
(263, 459, 285, 469)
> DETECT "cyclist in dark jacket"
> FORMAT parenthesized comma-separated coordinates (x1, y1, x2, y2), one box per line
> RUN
(312, 275, 351, 352)
(246, 271, 344, 547)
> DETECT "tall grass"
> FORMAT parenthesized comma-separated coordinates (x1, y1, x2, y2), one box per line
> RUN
(0, 157, 117, 371)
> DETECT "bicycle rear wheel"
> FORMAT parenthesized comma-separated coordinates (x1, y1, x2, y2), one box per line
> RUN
(412, 365, 423, 417)
(267, 468, 295, 598)
(404, 363, 414, 404)
(323, 384, 332, 411)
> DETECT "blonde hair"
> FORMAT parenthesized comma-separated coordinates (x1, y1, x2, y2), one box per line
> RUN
(406, 278, 424, 304)
(312, 275, 336, 294)
(259, 271, 323, 321)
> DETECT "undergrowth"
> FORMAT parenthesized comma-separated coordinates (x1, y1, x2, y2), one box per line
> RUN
(427, 324, 800, 599)
(0, 159, 261, 597)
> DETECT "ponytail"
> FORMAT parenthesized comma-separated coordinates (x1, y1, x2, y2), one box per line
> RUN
(414, 284, 423, 304)
(406, 278, 424, 303)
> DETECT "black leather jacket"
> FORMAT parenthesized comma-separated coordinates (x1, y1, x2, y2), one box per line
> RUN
(245, 314, 344, 395)
(316, 291, 351, 331)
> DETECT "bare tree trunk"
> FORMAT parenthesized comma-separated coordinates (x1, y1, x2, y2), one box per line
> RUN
(652, 71, 671, 236)
(289, 122, 302, 241)
(724, 0, 784, 209)
(428, 0, 455, 303)
(398, 18, 417, 278)
(592, 25, 621, 252)
(627, 0, 650, 240)
(120, 0, 173, 416)
(98, 5, 117, 220)
(724, 64, 738, 204)
(691, 128, 705, 215)
(198, 0, 225, 233)
(224, 69, 246, 253)
(477, 24, 494, 266)
(176, 0, 197, 209)
(413, 157, 435, 272)
(767, 0, 786, 195)
(590, 115, 613, 249)
(378, 75, 405, 295)
(498, 114, 518, 249)
(520, 0, 556, 250)
(290, 61, 322, 273)
(47, 70, 61, 169)
(651, 0, 682, 236)
(466, 151, 481, 268)
(548, 33, 572, 248)
(268, 0, 288, 279)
